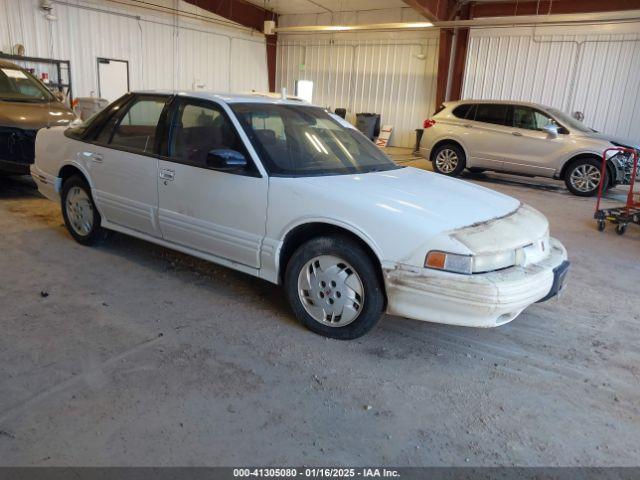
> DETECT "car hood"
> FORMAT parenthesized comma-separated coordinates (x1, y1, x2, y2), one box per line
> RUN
(576, 130, 639, 150)
(299, 166, 521, 232)
(0, 101, 75, 130)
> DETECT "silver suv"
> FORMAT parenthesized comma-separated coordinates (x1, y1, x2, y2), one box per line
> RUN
(420, 100, 638, 196)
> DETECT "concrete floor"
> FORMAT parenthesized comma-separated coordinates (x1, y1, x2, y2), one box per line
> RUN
(1, 157, 639, 467)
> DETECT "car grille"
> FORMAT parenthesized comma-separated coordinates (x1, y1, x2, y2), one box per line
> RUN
(0, 127, 38, 165)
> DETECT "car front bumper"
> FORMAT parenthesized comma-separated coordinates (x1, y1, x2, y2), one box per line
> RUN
(384, 237, 568, 328)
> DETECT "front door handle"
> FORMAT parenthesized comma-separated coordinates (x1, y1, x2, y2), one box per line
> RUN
(159, 168, 175, 181)
(463, 124, 473, 128)
(512, 131, 523, 136)
(82, 151, 103, 163)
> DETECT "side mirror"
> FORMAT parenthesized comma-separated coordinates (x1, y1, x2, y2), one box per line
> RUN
(53, 91, 65, 103)
(206, 149, 248, 171)
(542, 124, 559, 138)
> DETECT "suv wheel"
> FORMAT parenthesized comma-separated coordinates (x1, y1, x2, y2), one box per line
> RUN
(61, 175, 107, 245)
(432, 143, 466, 177)
(564, 158, 607, 197)
(284, 236, 384, 340)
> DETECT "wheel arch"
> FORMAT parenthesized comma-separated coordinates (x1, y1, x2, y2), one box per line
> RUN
(429, 138, 468, 162)
(277, 222, 387, 306)
(560, 153, 615, 186)
(58, 162, 93, 189)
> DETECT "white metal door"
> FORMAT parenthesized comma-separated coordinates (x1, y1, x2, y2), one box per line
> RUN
(157, 99, 267, 268)
(84, 145, 160, 236)
(157, 162, 267, 268)
(85, 94, 168, 236)
(98, 58, 129, 102)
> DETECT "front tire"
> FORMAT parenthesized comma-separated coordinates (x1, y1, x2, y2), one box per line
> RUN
(564, 158, 607, 197)
(284, 236, 384, 340)
(431, 143, 466, 177)
(61, 175, 106, 246)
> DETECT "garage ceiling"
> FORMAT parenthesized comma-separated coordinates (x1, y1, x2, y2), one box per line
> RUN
(244, 0, 409, 15)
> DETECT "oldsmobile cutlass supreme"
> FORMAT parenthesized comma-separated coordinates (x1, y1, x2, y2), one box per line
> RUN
(31, 91, 569, 339)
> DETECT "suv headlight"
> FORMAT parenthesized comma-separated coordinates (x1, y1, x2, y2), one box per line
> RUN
(425, 250, 519, 274)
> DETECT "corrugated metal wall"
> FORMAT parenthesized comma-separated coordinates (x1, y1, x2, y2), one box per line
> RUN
(276, 33, 439, 147)
(0, 0, 269, 98)
(462, 24, 640, 141)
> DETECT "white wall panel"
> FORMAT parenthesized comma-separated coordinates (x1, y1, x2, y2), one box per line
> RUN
(0, 0, 268, 98)
(462, 24, 640, 141)
(277, 33, 439, 147)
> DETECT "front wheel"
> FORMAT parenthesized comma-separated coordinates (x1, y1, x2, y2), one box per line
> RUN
(284, 236, 384, 340)
(564, 158, 607, 197)
(61, 175, 107, 245)
(431, 143, 466, 177)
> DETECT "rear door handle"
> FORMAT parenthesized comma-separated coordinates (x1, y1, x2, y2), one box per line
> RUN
(159, 168, 175, 181)
(463, 124, 473, 128)
(512, 131, 523, 136)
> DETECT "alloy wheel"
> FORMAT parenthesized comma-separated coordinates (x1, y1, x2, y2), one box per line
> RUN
(569, 164, 601, 193)
(435, 148, 459, 173)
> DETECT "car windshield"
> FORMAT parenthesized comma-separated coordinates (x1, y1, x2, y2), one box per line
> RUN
(547, 108, 593, 133)
(231, 103, 400, 176)
(0, 66, 55, 103)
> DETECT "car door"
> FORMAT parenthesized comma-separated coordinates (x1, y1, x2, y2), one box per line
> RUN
(466, 103, 512, 169)
(156, 97, 268, 268)
(502, 106, 567, 176)
(82, 94, 169, 237)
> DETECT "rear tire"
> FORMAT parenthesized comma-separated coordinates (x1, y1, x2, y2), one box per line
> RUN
(284, 236, 384, 340)
(564, 157, 607, 197)
(61, 175, 107, 246)
(431, 143, 466, 177)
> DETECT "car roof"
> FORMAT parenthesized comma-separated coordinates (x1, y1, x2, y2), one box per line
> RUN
(132, 89, 314, 106)
(0, 59, 24, 69)
(445, 99, 554, 110)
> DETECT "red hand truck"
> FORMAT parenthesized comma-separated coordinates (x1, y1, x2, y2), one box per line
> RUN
(594, 147, 640, 235)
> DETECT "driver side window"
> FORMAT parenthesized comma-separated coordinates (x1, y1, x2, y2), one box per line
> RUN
(513, 106, 556, 131)
(169, 101, 246, 169)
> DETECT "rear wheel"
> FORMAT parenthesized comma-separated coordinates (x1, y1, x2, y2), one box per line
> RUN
(284, 236, 384, 340)
(564, 158, 607, 197)
(431, 143, 466, 177)
(61, 175, 107, 245)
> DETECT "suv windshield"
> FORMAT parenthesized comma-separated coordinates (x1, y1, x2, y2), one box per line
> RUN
(231, 103, 400, 176)
(0, 66, 55, 103)
(547, 108, 593, 133)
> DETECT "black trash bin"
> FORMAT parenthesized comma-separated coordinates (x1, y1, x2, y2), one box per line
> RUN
(334, 107, 347, 119)
(355, 113, 381, 141)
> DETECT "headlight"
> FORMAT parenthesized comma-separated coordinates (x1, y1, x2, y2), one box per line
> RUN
(425, 250, 518, 274)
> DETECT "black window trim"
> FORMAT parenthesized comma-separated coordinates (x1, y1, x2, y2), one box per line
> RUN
(65, 93, 175, 160)
(100, 93, 172, 156)
(157, 96, 262, 178)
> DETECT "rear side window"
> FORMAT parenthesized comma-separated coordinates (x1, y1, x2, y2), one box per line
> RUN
(452, 104, 474, 119)
(473, 104, 510, 126)
(110, 97, 167, 153)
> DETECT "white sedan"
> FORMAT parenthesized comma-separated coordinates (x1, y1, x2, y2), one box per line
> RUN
(31, 91, 569, 339)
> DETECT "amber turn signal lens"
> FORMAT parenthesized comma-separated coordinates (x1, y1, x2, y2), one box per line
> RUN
(425, 251, 446, 269)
